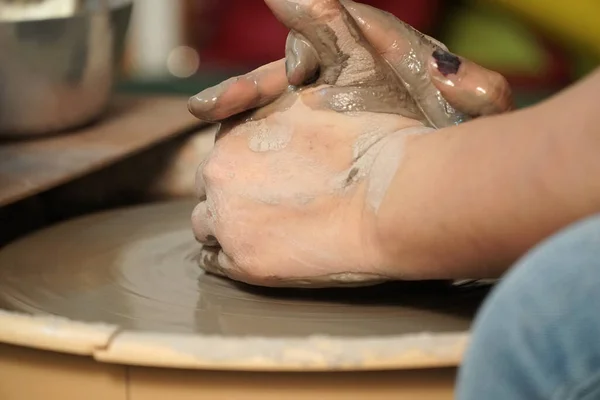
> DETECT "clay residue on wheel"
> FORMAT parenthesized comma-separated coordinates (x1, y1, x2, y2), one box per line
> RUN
(0, 201, 486, 339)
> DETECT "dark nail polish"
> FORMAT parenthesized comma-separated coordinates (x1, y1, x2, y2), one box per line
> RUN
(432, 49, 461, 77)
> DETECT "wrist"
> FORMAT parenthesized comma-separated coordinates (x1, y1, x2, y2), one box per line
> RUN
(374, 75, 600, 280)
(372, 112, 550, 280)
(370, 133, 483, 280)
(371, 68, 600, 280)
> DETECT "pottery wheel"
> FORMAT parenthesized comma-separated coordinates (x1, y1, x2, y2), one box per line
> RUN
(0, 200, 490, 370)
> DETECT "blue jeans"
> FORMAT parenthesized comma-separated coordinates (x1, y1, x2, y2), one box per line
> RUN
(456, 214, 600, 400)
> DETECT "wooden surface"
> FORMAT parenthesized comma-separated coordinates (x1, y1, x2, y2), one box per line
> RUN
(0, 343, 126, 400)
(128, 365, 456, 400)
(0, 95, 203, 208)
(0, 343, 456, 399)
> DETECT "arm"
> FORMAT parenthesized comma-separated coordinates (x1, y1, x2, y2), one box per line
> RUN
(377, 68, 600, 279)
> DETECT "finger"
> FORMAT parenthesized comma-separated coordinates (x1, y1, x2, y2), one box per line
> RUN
(196, 246, 225, 277)
(341, 0, 468, 127)
(195, 159, 207, 201)
(264, 0, 385, 87)
(197, 245, 236, 278)
(264, 0, 347, 69)
(188, 59, 289, 122)
(191, 201, 218, 246)
(285, 30, 320, 86)
(429, 49, 514, 116)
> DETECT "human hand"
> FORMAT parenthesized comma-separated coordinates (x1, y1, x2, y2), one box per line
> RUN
(189, 0, 513, 287)
(190, 0, 513, 126)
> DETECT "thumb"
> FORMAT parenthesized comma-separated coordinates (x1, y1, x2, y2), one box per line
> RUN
(429, 49, 514, 116)
(264, 0, 389, 87)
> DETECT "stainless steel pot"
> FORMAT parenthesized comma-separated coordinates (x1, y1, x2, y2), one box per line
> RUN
(0, 0, 133, 137)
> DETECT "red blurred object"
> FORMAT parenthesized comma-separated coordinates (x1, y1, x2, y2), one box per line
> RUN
(187, 0, 441, 70)
(503, 35, 572, 90)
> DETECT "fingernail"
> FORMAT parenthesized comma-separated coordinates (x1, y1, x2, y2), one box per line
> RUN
(432, 49, 461, 77)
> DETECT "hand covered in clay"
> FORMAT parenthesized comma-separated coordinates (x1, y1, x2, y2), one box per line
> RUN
(189, 0, 513, 287)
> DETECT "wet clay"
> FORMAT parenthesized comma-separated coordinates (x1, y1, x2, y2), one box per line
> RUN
(245, 1, 423, 124)
(0, 201, 488, 337)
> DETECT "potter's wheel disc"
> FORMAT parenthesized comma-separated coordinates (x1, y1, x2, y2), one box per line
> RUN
(0, 200, 489, 370)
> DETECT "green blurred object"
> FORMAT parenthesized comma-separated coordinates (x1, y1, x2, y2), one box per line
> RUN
(480, 0, 600, 59)
(441, 5, 548, 75)
(570, 51, 599, 79)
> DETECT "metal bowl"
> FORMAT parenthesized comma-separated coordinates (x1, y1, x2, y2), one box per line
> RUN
(0, 0, 133, 137)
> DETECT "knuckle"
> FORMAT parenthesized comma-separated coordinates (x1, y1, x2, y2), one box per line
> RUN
(228, 246, 271, 280)
(305, 0, 338, 20)
(202, 156, 228, 185)
(489, 71, 508, 94)
(195, 160, 207, 186)
(201, 163, 216, 185)
(239, 264, 273, 283)
(485, 72, 513, 112)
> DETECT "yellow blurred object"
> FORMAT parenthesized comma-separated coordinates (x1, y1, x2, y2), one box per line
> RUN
(481, 0, 600, 58)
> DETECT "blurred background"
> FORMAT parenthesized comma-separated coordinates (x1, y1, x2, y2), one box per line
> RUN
(1, 0, 599, 260)
(120, 0, 600, 107)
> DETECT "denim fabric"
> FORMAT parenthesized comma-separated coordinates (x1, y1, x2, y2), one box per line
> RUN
(456, 214, 600, 400)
